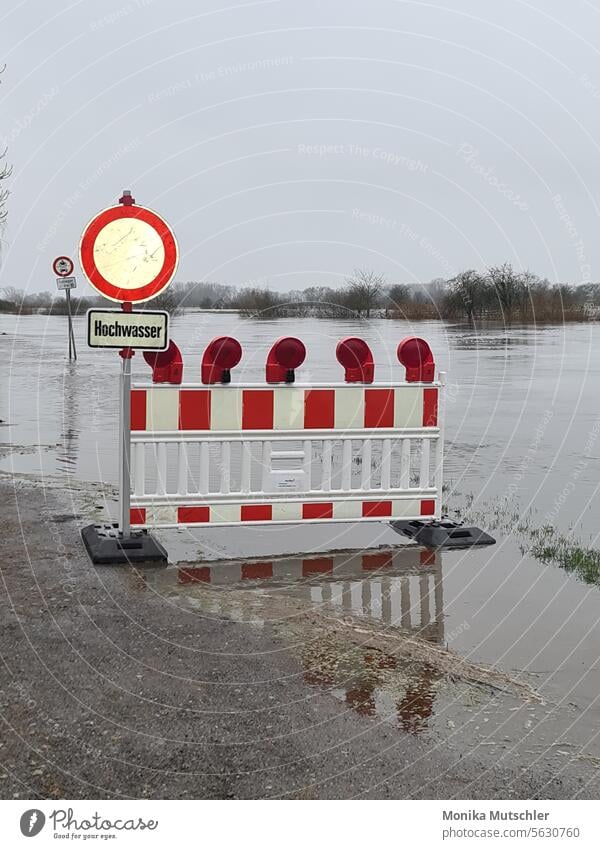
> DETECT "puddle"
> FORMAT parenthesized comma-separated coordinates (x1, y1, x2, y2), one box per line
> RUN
(137, 541, 600, 780)
(144, 545, 543, 741)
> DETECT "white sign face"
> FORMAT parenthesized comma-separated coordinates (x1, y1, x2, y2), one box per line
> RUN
(87, 309, 169, 351)
(56, 276, 77, 290)
(93, 219, 166, 290)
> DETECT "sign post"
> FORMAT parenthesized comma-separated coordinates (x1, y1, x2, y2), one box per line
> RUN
(53, 256, 77, 360)
(79, 190, 178, 566)
(119, 306, 133, 538)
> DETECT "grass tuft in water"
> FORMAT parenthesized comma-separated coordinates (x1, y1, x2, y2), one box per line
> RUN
(452, 495, 600, 586)
(528, 527, 600, 584)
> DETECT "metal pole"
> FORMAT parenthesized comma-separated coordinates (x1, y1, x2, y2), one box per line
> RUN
(65, 288, 73, 360)
(69, 290, 77, 360)
(119, 352, 132, 536)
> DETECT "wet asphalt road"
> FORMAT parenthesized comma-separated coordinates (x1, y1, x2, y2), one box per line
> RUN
(0, 480, 594, 800)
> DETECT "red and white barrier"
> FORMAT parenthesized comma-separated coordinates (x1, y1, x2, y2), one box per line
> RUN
(127, 336, 445, 530)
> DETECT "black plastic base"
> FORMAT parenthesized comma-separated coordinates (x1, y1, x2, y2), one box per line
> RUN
(81, 523, 168, 567)
(391, 519, 496, 550)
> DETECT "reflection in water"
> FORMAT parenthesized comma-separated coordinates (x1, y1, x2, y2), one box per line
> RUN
(149, 545, 446, 734)
(56, 362, 79, 473)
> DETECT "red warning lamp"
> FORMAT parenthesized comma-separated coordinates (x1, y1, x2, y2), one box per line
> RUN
(201, 336, 242, 384)
(266, 336, 306, 383)
(397, 337, 435, 383)
(336, 337, 374, 383)
(143, 340, 183, 385)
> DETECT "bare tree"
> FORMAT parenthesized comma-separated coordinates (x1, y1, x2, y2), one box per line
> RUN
(487, 262, 522, 319)
(0, 66, 11, 228)
(345, 268, 385, 317)
(449, 269, 488, 322)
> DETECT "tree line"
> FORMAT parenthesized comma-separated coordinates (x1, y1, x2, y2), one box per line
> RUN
(2, 264, 599, 323)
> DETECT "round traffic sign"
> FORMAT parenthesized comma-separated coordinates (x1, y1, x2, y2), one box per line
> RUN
(79, 203, 178, 303)
(53, 256, 74, 277)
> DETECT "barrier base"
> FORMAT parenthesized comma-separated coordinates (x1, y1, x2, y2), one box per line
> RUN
(81, 523, 168, 567)
(391, 519, 495, 550)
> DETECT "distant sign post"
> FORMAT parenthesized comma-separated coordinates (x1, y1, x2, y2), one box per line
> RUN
(80, 191, 178, 544)
(53, 256, 77, 360)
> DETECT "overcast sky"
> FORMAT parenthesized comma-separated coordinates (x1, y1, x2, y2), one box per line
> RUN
(2, 0, 600, 296)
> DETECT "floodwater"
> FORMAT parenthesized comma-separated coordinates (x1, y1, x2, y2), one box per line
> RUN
(3, 312, 600, 765)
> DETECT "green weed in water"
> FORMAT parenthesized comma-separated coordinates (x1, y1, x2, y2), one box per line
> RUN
(453, 495, 600, 586)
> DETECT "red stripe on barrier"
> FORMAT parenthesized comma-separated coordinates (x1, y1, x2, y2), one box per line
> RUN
(178, 567, 211, 584)
(241, 505, 273, 522)
(364, 388, 394, 428)
(302, 502, 333, 519)
(420, 549, 436, 566)
(130, 390, 146, 431)
(130, 508, 146, 525)
(242, 389, 274, 429)
(179, 389, 211, 430)
(302, 557, 334, 576)
(362, 501, 392, 517)
(304, 389, 335, 428)
(241, 562, 273, 580)
(423, 387, 438, 427)
(178, 506, 210, 523)
(420, 499, 435, 516)
(362, 551, 393, 571)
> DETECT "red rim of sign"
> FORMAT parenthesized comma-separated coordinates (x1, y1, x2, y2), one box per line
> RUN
(79, 204, 178, 303)
(53, 256, 74, 277)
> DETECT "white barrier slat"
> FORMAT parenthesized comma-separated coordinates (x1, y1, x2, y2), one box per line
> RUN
(381, 438, 392, 490)
(177, 442, 188, 496)
(302, 439, 311, 489)
(157, 442, 167, 496)
(420, 439, 430, 489)
(241, 440, 251, 493)
(261, 441, 271, 491)
(341, 439, 352, 491)
(134, 443, 145, 496)
(400, 438, 411, 489)
(361, 440, 372, 490)
(199, 442, 209, 494)
(221, 442, 231, 494)
(322, 440, 332, 491)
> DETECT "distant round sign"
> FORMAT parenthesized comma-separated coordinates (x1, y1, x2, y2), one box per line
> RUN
(79, 204, 178, 303)
(53, 256, 74, 277)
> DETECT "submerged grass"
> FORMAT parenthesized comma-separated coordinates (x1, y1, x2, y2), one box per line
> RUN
(528, 526, 600, 584)
(451, 494, 600, 586)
